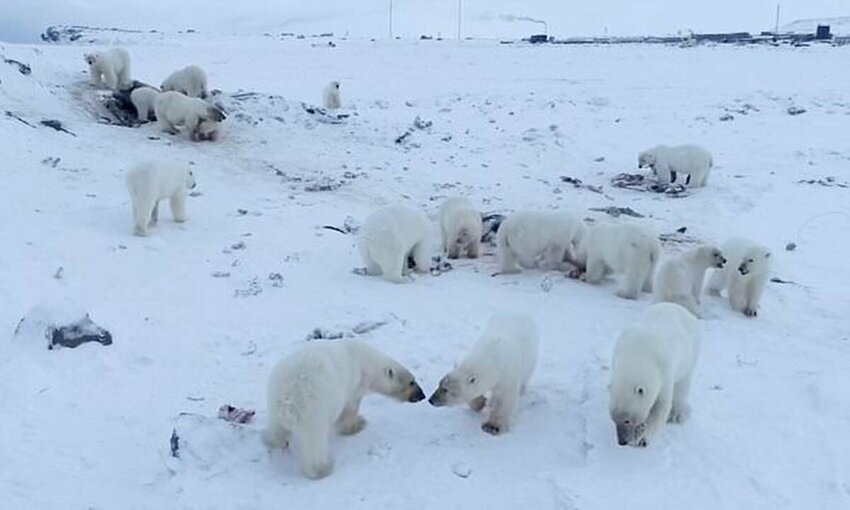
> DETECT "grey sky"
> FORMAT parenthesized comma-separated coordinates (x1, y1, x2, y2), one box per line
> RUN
(1, 0, 847, 42)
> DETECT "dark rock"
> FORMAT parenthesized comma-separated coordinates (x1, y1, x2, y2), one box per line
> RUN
(481, 212, 506, 245)
(589, 206, 645, 218)
(14, 302, 112, 350)
(40, 119, 76, 136)
(3, 58, 31, 75)
(49, 316, 112, 349)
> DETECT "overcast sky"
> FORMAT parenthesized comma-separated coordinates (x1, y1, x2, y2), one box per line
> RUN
(1, 0, 847, 42)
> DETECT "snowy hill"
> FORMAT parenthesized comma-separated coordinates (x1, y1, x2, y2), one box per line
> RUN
(1, 29, 850, 509)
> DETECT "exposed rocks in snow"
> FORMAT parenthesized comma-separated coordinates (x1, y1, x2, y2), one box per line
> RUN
(611, 172, 690, 197)
(3, 58, 31, 75)
(170, 428, 180, 458)
(429, 255, 453, 276)
(40, 119, 76, 136)
(786, 105, 807, 115)
(305, 328, 346, 341)
(217, 405, 255, 424)
(797, 176, 848, 188)
(481, 212, 506, 246)
(233, 277, 262, 298)
(351, 321, 388, 335)
(14, 301, 112, 350)
(451, 462, 472, 478)
(658, 228, 701, 246)
(589, 206, 645, 218)
(560, 176, 603, 194)
(307, 320, 389, 341)
(267, 272, 284, 288)
(5, 111, 34, 127)
(322, 216, 359, 235)
(304, 177, 343, 192)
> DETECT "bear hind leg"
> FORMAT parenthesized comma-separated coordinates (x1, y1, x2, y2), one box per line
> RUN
(170, 193, 187, 222)
(410, 241, 431, 274)
(295, 423, 334, 480)
(132, 198, 155, 236)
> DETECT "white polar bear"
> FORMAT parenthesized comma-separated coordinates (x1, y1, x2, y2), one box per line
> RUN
(428, 313, 538, 435)
(609, 302, 700, 448)
(358, 204, 432, 283)
(263, 340, 425, 480)
(154, 91, 226, 140)
(323, 81, 341, 109)
(125, 161, 196, 236)
(496, 210, 586, 274)
(130, 87, 159, 122)
(706, 237, 771, 317)
(84, 48, 132, 90)
(576, 221, 661, 299)
(439, 197, 482, 259)
(161, 65, 208, 98)
(654, 245, 726, 317)
(638, 144, 713, 187)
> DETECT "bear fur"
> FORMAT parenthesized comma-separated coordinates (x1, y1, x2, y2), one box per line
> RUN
(84, 48, 132, 90)
(358, 204, 432, 283)
(576, 221, 661, 299)
(706, 237, 771, 317)
(653, 245, 726, 317)
(609, 302, 701, 448)
(323, 81, 341, 109)
(154, 91, 226, 140)
(161, 65, 208, 98)
(130, 87, 160, 122)
(125, 161, 196, 236)
(496, 210, 586, 274)
(193, 119, 223, 142)
(439, 197, 482, 259)
(428, 313, 538, 435)
(638, 144, 713, 187)
(263, 340, 425, 480)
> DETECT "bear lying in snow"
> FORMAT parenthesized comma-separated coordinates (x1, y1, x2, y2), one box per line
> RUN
(84, 48, 132, 90)
(439, 196, 482, 259)
(706, 237, 771, 317)
(609, 302, 701, 447)
(638, 144, 713, 187)
(125, 161, 196, 236)
(429, 313, 538, 435)
(263, 340, 425, 480)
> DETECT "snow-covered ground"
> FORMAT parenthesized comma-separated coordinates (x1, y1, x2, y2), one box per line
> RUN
(1, 31, 849, 509)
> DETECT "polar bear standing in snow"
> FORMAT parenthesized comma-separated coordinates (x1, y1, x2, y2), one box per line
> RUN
(263, 340, 425, 480)
(323, 81, 341, 109)
(428, 313, 538, 435)
(576, 222, 661, 299)
(638, 144, 713, 187)
(358, 204, 432, 283)
(125, 161, 196, 236)
(497, 210, 586, 274)
(84, 48, 132, 90)
(130, 87, 160, 122)
(154, 91, 226, 140)
(706, 237, 771, 317)
(440, 197, 482, 259)
(609, 302, 700, 448)
(654, 245, 726, 317)
(161, 65, 208, 98)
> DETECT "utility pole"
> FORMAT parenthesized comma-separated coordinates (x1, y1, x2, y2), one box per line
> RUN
(457, 0, 462, 40)
(389, 0, 394, 39)
(774, 3, 781, 36)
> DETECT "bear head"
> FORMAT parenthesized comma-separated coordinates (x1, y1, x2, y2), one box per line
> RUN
(371, 362, 425, 403)
(608, 370, 662, 446)
(694, 245, 726, 269)
(638, 149, 656, 169)
(84, 53, 99, 66)
(737, 246, 771, 276)
(428, 363, 496, 407)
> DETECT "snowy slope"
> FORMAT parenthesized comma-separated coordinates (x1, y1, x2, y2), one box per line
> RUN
(1, 33, 850, 509)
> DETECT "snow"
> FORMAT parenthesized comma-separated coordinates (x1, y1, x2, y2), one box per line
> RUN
(1, 30, 850, 509)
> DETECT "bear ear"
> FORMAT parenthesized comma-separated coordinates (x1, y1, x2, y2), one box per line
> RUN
(385, 367, 395, 379)
(635, 386, 645, 396)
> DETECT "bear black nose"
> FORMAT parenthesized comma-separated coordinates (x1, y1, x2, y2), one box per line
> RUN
(409, 385, 426, 403)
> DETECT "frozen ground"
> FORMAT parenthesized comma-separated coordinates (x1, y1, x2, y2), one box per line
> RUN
(1, 31, 849, 509)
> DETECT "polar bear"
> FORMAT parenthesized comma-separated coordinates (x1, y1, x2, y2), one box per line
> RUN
(323, 81, 341, 109)
(653, 245, 726, 317)
(496, 210, 586, 274)
(161, 65, 208, 98)
(193, 119, 223, 142)
(638, 144, 713, 187)
(263, 340, 425, 480)
(609, 302, 700, 448)
(576, 221, 661, 299)
(130, 87, 159, 122)
(705, 237, 771, 317)
(440, 197, 482, 259)
(428, 313, 538, 435)
(125, 161, 196, 236)
(358, 204, 431, 283)
(154, 91, 226, 139)
(84, 48, 132, 90)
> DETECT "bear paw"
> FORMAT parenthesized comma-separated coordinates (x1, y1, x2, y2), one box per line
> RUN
(743, 307, 758, 318)
(338, 415, 368, 435)
(635, 437, 648, 448)
(668, 405, 690, 424)
(481, 422, 503, 435)
(304, 460, 334, 480)
(616, 289, 639, 300)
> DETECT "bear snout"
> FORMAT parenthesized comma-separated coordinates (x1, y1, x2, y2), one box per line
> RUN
(408, 384, 426, 403)
(616, 424, 629, 446)
(427, 389, 446, 407)
(738, 263, 749, 275)
(716, 257, 726, 268)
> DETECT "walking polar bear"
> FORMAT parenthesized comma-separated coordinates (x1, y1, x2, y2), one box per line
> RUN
(130, 87, 159, 121)
(323, 81, 342, 109)
(125, 161, 196, 236)
(638, 144, 713, 187)
(84, 48, 132, 90)
(497, 210, 586, 273)
(263, 340, 425, 480)
(576, 222, 661, 300)
(609, 302, 701, 448)
(439, 197, 482, 259)
(429, 313, 538, 435)
(706, 237, 771, 317)
(654, 245, 726, 317)
(154, 91, 226, 140)
(358, 204, 431, 283)
(161, 65, 208, 98)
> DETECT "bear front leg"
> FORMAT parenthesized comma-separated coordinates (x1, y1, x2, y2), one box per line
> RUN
(379, 255, 408, 284)
(482, 387, 518, 435)
(170, 192, 187, 222)
(132, 198, 155, 236)
(262, 423, 291, 448)
(466, 240, 480, 259)
(705, 268, 727, 297)
(336, 398, 367, 436)
(669, 377, 693, 424)
(639, 386, 673, 447)
(103, 68, 118, 90)
(447, 243, 461, 259)
(150, 201, 159, 226)
(468, 395, 487, 412)
(582, 253, 606, 284)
